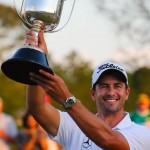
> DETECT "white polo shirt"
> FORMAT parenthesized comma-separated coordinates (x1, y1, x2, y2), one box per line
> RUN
(48, 111, 150, 150)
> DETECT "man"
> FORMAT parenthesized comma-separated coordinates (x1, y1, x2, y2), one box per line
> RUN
(130, 93, 150, 128)
(26, 30, 150, 150)
(0, 97, 18, 150)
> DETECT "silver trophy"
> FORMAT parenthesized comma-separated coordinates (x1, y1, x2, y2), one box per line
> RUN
(1, 0, 75, 85)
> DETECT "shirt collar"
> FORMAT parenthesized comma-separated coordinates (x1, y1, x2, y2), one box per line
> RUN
(113, 112, 133, 131)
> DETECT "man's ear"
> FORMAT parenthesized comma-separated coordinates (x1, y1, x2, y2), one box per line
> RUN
(90, 88, 96, 103)
(125, 87, 130, 101)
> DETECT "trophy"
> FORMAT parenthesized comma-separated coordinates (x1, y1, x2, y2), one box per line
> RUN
(1, 0, 76, 85)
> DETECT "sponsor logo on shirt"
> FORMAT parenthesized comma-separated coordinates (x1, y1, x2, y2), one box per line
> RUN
(82, 136, 92, 149)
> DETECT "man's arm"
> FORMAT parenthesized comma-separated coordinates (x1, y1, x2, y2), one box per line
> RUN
(25, 30, 60, 136)
(26, 85, 60, 136)
(66, 101, 129, 150)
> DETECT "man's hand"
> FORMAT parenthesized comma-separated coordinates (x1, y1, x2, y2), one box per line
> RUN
(25, 30, 48, 54)
(29, 69, 72, 104)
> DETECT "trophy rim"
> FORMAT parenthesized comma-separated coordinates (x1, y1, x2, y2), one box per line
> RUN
(1, 58, 54, 85)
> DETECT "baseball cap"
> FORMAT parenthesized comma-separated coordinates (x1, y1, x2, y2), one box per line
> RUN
(91, 61, 128, 88)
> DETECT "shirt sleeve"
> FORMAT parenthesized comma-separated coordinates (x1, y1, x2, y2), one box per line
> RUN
(48, 111, 80, 148)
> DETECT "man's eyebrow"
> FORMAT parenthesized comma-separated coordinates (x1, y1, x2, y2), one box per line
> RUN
(97, 83, 108, 86)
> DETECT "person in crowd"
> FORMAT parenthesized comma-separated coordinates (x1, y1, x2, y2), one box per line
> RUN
(25, 30, 150, 150)
(16, 112, 63, 150)
(130, 93, 150, 128)
(0, 97, 18, 150)
(16, 112, 48, 150)
(38, 125, 64, 150)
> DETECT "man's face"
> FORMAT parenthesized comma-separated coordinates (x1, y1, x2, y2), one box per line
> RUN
(90, 75, 130, 115)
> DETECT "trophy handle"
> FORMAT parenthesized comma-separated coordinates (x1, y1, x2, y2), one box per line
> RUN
(13, 0, 44, 49)
(49, 0, 76, 33)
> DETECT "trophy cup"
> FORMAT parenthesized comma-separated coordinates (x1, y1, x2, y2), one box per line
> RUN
(1, 0, 76, 85)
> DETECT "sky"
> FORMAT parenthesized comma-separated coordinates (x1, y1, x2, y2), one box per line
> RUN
(0, 0, 120, 68)
(43, 0, 118, 67)
(4, 0, 150, 73)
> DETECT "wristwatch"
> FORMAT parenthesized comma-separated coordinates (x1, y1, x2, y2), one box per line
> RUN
(62, 96, 77, 109)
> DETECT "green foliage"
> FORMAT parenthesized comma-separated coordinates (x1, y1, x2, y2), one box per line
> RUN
(51, 51, 97, 112)
(0, 4, 25, 64)
(0, 4, 21, 27)
(125, 67, 150, 112)
(1, 50, 150, 116)
(0, 73, 26, 117)
(132, 67, 150, 94)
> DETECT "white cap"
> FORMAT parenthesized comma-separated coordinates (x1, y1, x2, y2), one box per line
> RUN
(91, 61, 128, 87)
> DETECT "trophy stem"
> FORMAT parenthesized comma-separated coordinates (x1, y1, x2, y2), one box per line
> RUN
(31, 20, 44, 48)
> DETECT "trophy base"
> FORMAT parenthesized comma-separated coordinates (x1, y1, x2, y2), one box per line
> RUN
(1, 47, 54, 85)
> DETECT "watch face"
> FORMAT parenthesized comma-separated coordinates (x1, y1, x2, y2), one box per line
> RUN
(67, 99, 74, 108)
(62, 96, 76, 109)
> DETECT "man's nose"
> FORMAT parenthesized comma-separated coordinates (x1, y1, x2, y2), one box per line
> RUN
(106, 87, 115, 96)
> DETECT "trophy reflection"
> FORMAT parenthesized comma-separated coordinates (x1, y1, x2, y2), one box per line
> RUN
(1, 0, 75, 85)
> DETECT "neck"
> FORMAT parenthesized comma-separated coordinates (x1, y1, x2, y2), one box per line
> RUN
(97, 111, 125, 128)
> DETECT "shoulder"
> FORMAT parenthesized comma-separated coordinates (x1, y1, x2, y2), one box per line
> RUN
(119, 123, 150, 149)
(120, 122, 150, 136)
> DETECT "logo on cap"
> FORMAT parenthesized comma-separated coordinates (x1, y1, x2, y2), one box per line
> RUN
(97, 63, 124, 73)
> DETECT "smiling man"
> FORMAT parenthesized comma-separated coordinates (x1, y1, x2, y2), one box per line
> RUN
(26, 30, 150, 150)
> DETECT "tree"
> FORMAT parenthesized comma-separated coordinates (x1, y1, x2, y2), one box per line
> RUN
(132, 67, 150, 94)
(0, 4, 26, 118)
(94, 0, 150, 48)
(52, 51, 97, 112)
(125, 67, 150, 112)
(0, 4, 25, 64)
(94, 0, 150, 70)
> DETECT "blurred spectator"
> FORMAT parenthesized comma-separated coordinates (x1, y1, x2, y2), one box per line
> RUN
(39, 125, 64, 150)
(16, 112, 48, 150)
(0, 97, 18, 150)
(16, 112, 63, 150)
(130, 93, 150, 128)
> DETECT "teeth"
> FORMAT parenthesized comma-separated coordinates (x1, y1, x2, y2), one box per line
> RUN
(106, 100, 116, 102)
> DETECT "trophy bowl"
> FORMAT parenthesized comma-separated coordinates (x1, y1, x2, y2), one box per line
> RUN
(1, 0, 75, 85)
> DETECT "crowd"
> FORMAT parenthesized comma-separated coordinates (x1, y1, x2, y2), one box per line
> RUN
(0, 97, 64, 150)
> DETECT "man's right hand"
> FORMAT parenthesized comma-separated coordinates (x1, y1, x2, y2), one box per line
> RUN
(25, 30, 48, 54)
